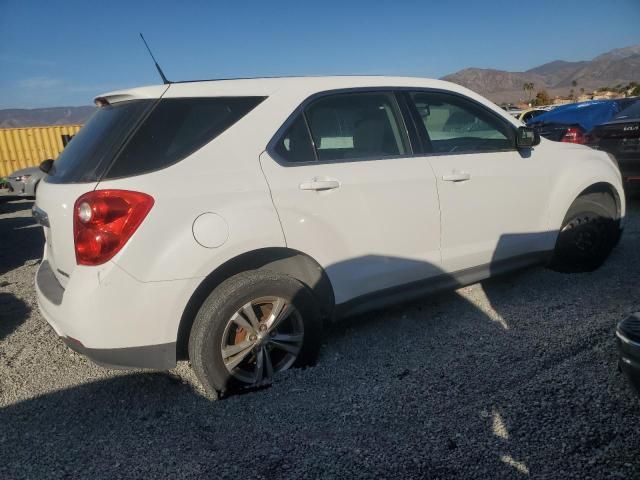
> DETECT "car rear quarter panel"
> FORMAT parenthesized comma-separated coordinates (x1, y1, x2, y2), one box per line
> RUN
(95, 96, 298, 283)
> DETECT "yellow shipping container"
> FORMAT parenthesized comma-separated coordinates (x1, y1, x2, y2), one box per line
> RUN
(0, 124, 83, 177)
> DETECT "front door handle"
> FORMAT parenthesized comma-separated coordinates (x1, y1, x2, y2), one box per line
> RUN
(299, 179, 341, 191)
(442, 171, 471, 182)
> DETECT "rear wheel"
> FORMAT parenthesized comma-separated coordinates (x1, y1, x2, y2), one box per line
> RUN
(188, 270, 322, 398)
(549, 192, 618, 273)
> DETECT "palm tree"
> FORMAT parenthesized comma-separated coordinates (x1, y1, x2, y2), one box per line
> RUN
(571, 80, 578, 102)
(523, 82, 534, 101)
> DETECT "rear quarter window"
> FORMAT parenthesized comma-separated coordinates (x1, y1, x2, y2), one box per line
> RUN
(106, 96, 265, 179)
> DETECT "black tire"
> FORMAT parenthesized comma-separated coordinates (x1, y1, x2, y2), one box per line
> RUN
(188, 270, 322, 398)
(548, 192, 618, 273)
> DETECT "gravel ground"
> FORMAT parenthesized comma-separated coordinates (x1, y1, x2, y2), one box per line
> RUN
(1, 195, 640, 479)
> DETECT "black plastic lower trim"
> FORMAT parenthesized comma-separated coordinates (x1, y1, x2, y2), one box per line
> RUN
(62, 337, 177, 370)
(334, 251, 552, 319)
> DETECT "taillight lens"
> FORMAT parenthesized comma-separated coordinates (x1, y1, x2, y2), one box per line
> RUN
(561, 127, 587, 144)
(73, 190, 154, 266)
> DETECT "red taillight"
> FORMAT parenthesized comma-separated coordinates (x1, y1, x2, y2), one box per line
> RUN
(561, 127, 587, 144)
(73, 190, 154, 266)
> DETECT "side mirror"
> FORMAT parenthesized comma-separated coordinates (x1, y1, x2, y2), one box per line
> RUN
(39, 158, 54, 174)
(516, 126, 540, 148)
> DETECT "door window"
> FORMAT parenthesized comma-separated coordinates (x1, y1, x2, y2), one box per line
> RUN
(304, 92, 409, 161)
(409, 92, 514, 154)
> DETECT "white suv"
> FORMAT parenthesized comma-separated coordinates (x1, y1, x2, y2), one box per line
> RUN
(34, 76, 625, 397)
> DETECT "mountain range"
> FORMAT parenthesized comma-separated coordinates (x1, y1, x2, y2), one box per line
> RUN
(0, 106, 95, 129)
(442, 45, 640, 104)
(1, 45, 639, 127)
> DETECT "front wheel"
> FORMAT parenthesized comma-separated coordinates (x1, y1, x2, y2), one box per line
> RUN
(188, 270, 322, 398)
(548, 192, 618, 273)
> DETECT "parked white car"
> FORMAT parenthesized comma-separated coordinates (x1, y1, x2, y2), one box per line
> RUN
(34, 76, 625, 397)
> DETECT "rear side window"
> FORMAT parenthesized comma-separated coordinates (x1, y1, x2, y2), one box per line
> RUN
(409, 92, 514, 154)
(106, 97, 265, 178)
(304, 92, 409, 161)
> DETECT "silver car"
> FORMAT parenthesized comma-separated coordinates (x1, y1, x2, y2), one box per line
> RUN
(6, 166, 46, 197)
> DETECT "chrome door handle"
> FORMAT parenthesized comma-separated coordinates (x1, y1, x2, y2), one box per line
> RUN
(442, 172, 471, 182)
(299, 179, 340, 191)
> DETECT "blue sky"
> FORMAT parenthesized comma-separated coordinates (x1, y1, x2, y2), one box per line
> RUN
(1, 0, 639, 109)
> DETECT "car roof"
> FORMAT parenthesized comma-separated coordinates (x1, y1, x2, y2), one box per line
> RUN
(98, 76, 479, 103)
(95, 75, 522, 128)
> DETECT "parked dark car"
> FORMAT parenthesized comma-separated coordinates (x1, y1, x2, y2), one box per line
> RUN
(527, 98, 637, 144)
(590, 100, 640, 193)
(617, 313, 640, 393)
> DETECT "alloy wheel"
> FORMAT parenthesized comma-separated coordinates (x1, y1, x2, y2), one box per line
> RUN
(220, 296, 304, 386)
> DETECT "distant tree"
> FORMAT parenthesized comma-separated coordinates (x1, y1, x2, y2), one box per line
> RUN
(569, 80, 578, 100)
(522, 82, 534, 101)
(533, 89, 551, 106)
(631, 85, 640, 96)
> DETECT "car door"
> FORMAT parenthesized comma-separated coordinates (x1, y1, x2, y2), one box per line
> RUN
(404, 90, 556, 274)
(260, 90, 442, 305)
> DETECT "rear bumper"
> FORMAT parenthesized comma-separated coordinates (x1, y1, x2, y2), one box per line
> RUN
(60, 335, 176, 370)
(613, 157, 640, 192)
(35, 258, 200, 370)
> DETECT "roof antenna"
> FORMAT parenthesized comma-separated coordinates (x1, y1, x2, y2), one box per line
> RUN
(139, 33, 170, 84)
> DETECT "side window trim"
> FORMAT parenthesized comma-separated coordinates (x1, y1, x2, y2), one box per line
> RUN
(396, 91, 431, 154)
(403, 89, 518, 156)
(301, 111, 319, 162)
(267, 88, 416, 166)
(394, 91, 423, 154)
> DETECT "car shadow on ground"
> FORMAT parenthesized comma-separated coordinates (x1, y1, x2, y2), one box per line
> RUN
(0, 292, 31, 342)
(0, 200, 43, 277)
(2, 256, 640, 478)
(1, 199, 639, 478)
(0, 196, 32, 215)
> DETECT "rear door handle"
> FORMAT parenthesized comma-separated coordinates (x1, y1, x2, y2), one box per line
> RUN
(442, 172, 471, 182)
(299, 179, 341, 191)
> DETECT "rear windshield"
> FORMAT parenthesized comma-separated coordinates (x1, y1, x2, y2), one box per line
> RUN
(48, 96, 265, 183)
(48, 100, 153, 183)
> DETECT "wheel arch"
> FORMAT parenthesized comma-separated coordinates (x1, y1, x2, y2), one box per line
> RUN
(550, 179, 623, 233)
(577, 182, 622, 218)
(176, 247, 335, 359)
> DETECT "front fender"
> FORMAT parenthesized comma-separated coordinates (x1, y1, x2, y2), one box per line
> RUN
(546, 147, 625, 233)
